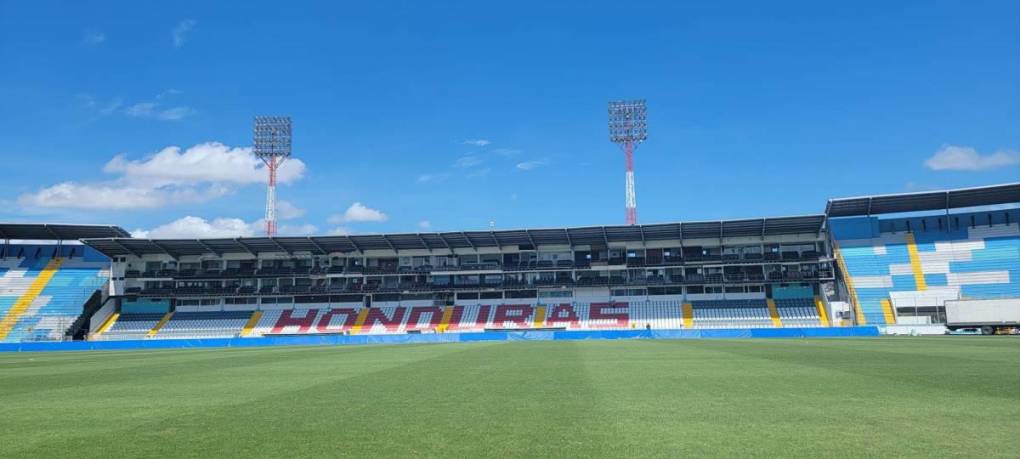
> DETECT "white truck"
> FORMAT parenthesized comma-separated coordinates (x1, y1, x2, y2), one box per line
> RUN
(944, 298, 1020, 335)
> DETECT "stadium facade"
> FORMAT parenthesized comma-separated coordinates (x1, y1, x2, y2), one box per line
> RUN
(0, 183, 1017, 342)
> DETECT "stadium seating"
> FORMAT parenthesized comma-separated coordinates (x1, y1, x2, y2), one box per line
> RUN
(99, 313, 165, 340)
(90, 297, 834, 340)
(690, 300, 773, 329)
(832, 211, 1020, 324)
(154, 311, 252, 339)
(775, 298, 822, 327)
(246, 300, 776, 337)
(0, 246, 109, 342)
(627, 300, 685, 329)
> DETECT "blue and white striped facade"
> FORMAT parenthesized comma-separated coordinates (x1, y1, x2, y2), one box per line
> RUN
(830, 208, 1020, 324)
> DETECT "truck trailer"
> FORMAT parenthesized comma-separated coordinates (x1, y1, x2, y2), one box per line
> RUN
(944, 298, 1020, 335)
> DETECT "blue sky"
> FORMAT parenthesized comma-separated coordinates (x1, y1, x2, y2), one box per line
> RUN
(0, 1, 1017, 237)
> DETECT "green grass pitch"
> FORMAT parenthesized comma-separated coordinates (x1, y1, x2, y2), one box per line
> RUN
(2, 337, 1018, 457)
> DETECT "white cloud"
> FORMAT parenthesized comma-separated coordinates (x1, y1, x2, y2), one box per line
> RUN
(104, 141, 305, 186)
(515, 159, 548, 171)
(924, 145, 1020, 171)
(252, 219, 317, 236)
(134, 216, 318, 239)
(418, 220, 431, 230)
(79, 92, 190, 120)
(173, 19, 196, 48)
(453, 155, 483, 169)
(328, 202, 388, 224)
(18, 182, 229, 210)
(77, 94, 121, 115)
(99, 98, 123, 116)
(329, 226, 353, 236)
(155, 106, 195, 121)
(122, 89, 194, 121)
(132, 216, 255, 239)
(463, 139, 491, 147)
(277, 223, 319, 236)
(19, 141, 305, 211)
(276, 200, 305, 220)
(123, 100, 194, 121)
(124, 102, 157, 117)
(82, 31, 105, 46)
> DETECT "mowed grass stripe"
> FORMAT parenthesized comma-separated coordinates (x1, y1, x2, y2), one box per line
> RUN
(0, 345, 408, 397)
(135, 341, 614, 458)
(0, 338, 1018, 457)
(573, 339, 863, 456)
(641, 338, 1020, 456)
(667, 338, 1020, 400)
(0, 344, 474, 456)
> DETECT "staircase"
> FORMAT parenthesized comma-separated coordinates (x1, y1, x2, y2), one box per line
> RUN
(831, 241, 866, 325)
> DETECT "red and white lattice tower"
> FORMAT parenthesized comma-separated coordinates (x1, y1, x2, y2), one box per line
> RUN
(253, 116, 292, 236)
(608, 100, 647, 225)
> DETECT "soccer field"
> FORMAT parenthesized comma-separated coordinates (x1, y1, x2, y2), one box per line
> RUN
(2, 338, 1018, 457)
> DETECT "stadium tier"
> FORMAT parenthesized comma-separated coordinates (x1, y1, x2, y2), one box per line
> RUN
(0, 244, 112, 342)
(0, 224, 125, 342)
(830, 207, 1020, 325)
(90, 300, 827, 340)
(1, 184, 1017, 343)
(80, 213, 838, 340)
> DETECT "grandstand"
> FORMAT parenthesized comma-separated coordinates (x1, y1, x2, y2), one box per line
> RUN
(828, 183, 1020, 327)
(0, 183, 1017, 343)
(79, 214, 835, 340)
(0, 224, 127, 342)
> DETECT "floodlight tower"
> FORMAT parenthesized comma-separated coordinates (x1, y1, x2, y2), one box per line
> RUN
(608, 100, 647, 225)
(253, 116, 292, 236)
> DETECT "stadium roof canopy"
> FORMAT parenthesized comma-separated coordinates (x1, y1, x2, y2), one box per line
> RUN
(826, 182, 1020, 218)
(0, 223, 130, 241)
(81, 215, 825, 258)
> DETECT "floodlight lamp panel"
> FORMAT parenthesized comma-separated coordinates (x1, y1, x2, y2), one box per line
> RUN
(253, 116, 293, 159)
(607, 100, 648, 144)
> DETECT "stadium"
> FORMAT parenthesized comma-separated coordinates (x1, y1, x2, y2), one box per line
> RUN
(1, 182, 1019, 456)
(3, 183, 1019, 345)
(3, 3, 1018, 456)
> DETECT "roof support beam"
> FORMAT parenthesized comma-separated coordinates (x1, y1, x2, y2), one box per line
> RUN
(416, 233, 432, 252)
(44, 225, 62, 241)
(347, 237, 362, 253)
(436, 233, 453, 252)
(268, 238, 291, 255)
(602, 227, 610, 247)
(148, 240, 177, 259)
(525, 230, 537, 248)
(381, 234, 397, 252)
(110, 239, 143, 258)
(307, 237, 329, 256)
(234, 238, 259, 257)
(462, 232, 476, 250)
(564, 229, 573, 248)
(195, 239, 221, 256)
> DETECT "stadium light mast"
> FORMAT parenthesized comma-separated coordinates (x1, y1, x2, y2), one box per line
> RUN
(608, 100, 647, 226)
(253, 116, 292, 236)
